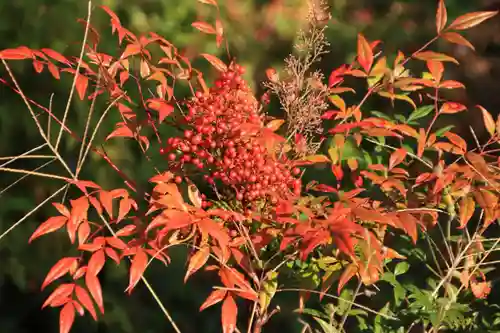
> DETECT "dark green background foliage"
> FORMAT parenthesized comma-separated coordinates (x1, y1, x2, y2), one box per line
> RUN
(1, 0, 500, 332)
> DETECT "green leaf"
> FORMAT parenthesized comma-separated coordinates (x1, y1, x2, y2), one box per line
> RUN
(408, 105, 434, 123)
(298, 308, 329, 320)
(434, 125, 455, 137)
(394, 114, 406, 123)
(370, 110, 393, 121)
(337, 288, 354, 316)
(313, 317, 336, 333)
(394, 262, 410, 276)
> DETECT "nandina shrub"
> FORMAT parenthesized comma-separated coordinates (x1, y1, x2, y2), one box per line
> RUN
(1, 0, 500, 332)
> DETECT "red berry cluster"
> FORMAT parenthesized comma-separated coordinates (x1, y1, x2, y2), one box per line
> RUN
(161, 63, 302, 205)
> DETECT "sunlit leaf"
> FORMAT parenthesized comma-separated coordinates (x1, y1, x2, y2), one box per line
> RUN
(449, 11, 498, 30)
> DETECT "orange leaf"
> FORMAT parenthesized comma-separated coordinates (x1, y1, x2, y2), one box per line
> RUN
(449, 11, 498, 30)
(192, 21, 216, 34)
(440, 102, 466, 114)
(147, 98, 174, 123)
(471, 280, 492, 299)
(357, 33, 373, 72)
(389, 148, 407, 170)
(478, 105, 496, 136)
(85, 273, 104, 314)
(198, 0, 218, 5)
(59, 302, 76, 333)
(201, 53, 227, 72)
(187, 183, 203, 208)
(221, 294, 237, 333)
(42, 257, 79, 290)
(427, 60, 443, 82)
(439, 80, 465, 89)
(417, 128, 426, 157)
(42, 283, 75, 309)
(458, 196, 475, 228)
(75, 73, 88, 100)
(265, 119, 285, 132)
(128, 248, 148, 293)
(121, 43, 142, 59)
(444, 131, 466, 153)
(436, 0, 447, 33)
(87, 249, 106, 276)
(75, 285, 97, 320)
(338, 263, 357, 293)
(29, 216, 68, 243)
(298, 154, 330, 164)
(441, 32, 475, 50)
(185, 246, 210, 282)
(414, 51, 458, 64)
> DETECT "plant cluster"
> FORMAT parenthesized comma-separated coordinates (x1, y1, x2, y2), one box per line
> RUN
(1, 0, 500, 333)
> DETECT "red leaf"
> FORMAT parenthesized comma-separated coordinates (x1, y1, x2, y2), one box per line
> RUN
(29, 216, 68, 243)
(201, 53, 227, 72)
(42, 283, 75, 309)
(185, 246, 210, 282)
(42, 257, 79, 290)
(87, 249, 106, 276)
(48, 62, 61, 80)
(77, 222, 91, 245)
(41, 48, 70, 65)
(221, 294, 237, 333)
(67, 197, 89, 244)
(106, 123, 135, 141)
(75, 73, 88, 100)
(147, 98, 174, 123)
(53, 203, 70, 218)
(33, 60, 44, 73)
(128, 248, 148, 293)
(85, 273, 104, 314)
(449, 11, 498, 30)
(0, 46, 33, 60)
(192, 21, 216, 34)
(59, 302, 76, 333)
(357, 33, 373, 72)
(99, 190, 114, 218)
(106, 236, 128, 250)
(75, 285, 97, 320)
(389, 148, 407, 170)
(200, 289, 227, 311)
(436, 0, 447, 33)
(117, 197, 133, 222)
